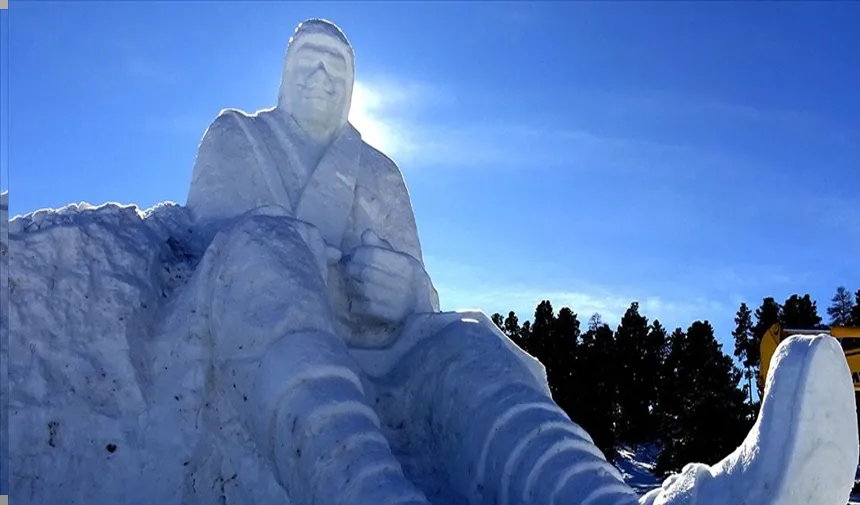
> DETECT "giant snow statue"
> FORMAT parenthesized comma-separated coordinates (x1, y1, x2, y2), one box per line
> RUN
(4, 17, 857, 505)
(181, 17, 859, 505)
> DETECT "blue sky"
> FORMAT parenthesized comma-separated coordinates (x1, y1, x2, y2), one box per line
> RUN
(3, 2, 859, 347)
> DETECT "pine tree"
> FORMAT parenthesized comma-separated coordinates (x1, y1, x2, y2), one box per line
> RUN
(530, 300, 556, 371)
(751, 297, 782, 383)
(644, 320, 668, 437)
(503, 311, 521, 339)
(655, 321, 749, 476)
(780, 294, 822, 329)
(577, 319, 619, 460)
(551, 307, 581, 419)
(520, 320, 532, 347)
(732, 303, 755, 406)
(851, 290, 860, 326)
(828, 287, 855, 327)
(491, 313, 504, 331)
(656, 328, 686, 470)
(615, 302, 658, 444)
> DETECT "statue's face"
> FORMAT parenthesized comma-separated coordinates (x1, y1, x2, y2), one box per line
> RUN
(284, 33, 352, 140)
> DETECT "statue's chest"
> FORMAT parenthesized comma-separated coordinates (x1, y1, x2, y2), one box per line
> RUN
(256, 119, 364, 248)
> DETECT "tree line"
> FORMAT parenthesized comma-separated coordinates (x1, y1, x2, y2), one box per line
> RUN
(490, 286, 860, 476)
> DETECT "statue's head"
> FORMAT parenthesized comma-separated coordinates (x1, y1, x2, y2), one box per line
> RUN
(278, 18, 355, 143)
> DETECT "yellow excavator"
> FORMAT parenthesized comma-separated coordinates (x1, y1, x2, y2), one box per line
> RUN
(758, 323, 860, 395)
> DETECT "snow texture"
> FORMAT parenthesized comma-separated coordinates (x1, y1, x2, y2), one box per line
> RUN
(6, 17, 860, 505)
(615, 445, 661, 496)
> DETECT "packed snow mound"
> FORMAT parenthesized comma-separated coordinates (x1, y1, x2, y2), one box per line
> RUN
(9, 201, 192, 416)
(6, 201, 214, 504)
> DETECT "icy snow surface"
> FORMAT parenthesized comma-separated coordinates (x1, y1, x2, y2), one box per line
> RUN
(615, 445, 661, 496)
(7, 16, 860, 505)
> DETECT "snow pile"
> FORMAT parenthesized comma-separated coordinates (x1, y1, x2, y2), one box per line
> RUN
(6, 201, 217, 504)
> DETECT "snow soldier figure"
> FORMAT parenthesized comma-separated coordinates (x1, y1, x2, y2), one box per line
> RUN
(184, 18, 858, 505)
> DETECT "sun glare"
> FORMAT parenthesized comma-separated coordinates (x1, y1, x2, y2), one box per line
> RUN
(348, 81, 398, 157)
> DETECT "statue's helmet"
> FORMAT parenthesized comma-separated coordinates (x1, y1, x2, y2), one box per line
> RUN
(278, 18, 355, 136)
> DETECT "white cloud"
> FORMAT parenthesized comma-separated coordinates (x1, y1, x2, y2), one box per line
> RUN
(426, 256, 727, 331)
(435, 281, 731, 332)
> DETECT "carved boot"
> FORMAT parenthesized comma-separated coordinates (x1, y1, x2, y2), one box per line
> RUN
(639, 334, 859, 505)
(230, 331, 430, 505)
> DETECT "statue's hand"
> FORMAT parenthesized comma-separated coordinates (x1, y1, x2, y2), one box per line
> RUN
(342, 230, 431, 326)
(325, 244, 342, 266)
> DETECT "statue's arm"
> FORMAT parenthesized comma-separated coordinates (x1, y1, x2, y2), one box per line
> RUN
(375, 168, 424, 263)
(186, 109, 266, 227)
(369, 155, 440, 313)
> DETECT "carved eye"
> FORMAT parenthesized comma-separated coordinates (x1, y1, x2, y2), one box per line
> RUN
(297, 55, 318, 67)
(324, 55, 347, 74)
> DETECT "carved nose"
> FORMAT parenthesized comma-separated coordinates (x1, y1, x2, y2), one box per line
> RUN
(308, 62, 335, 92)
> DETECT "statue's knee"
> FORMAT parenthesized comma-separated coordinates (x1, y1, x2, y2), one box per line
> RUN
(205, 214, 335, 344)
(433, 320, 534, 380)
(218, 213, 316, 262)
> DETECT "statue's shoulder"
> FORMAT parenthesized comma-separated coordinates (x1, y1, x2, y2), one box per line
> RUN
(360, 141, 402, 178)
(204, 107, 273, 138)
(209, 107, 255, 128)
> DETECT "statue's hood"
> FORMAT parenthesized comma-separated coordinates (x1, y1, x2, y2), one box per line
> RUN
(277, 18, 355, 131)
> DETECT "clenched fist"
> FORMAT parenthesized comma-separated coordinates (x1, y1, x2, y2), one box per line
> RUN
(342, 230, 434, 326)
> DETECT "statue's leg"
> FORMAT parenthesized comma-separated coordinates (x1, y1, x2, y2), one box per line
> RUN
(396, 317, 639, 505)
(202, 214, 428, 505)
(396, 316, 857, 505)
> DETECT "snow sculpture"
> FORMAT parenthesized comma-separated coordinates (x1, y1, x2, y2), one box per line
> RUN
(4, 17, 857, 505)
(180, 17, 859, 505)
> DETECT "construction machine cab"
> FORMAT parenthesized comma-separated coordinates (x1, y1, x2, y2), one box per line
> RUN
(758, 323, 860, 396)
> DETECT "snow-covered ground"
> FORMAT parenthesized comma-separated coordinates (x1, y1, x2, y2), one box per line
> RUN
(615, 445, 662, 495)
(615, 443, 860, 505)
